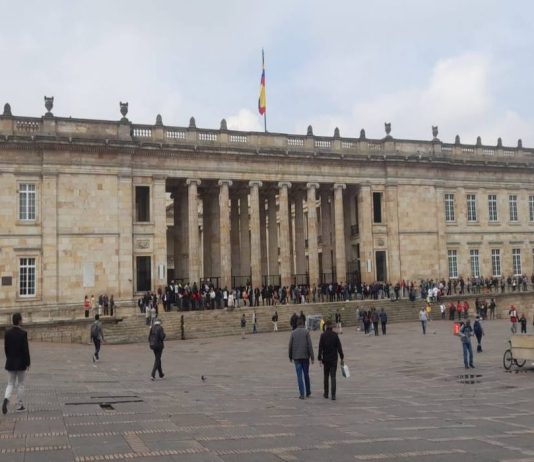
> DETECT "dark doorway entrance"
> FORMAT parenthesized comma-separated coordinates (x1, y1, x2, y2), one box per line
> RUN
(136, 256, 151, 292)
(375, 251, 387, 282)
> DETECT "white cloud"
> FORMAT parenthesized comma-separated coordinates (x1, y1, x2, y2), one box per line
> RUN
(226, 109, 263, 132)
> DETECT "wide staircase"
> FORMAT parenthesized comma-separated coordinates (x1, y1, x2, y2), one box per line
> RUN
(103, 297, 442, 344)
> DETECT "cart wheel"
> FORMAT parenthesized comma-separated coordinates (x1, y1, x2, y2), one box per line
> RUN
(503, 349, 513, 370)
(515, 358, 527, 368)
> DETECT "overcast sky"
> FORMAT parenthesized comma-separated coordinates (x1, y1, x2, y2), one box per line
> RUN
(1, 0, 533, 145)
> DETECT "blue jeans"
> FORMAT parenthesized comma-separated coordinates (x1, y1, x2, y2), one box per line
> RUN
(294, 359, 311, 397)
(421, 320, 427, 334)
(462, 342, 474, 368)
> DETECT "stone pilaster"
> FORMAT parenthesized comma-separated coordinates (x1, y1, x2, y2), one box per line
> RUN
(333, 183, 347, 283)
(321, 189, 333, 279)
(239, 189, 251, 279)
(278, 182, 292, 287)
(307, 183, 320, 287)
(42, 173, 58, 302)
(358, 184, 374, 283)
(267, 192, 278, 278)
(153, 176, 168, 290)
(218, 180, 232, 290)
(249, 181, 263, 289)
(294, 189, 306, 276)
(260, 193, 268, 279)
(118, 175, 134, 298)
(187, 179, 201, 284)
(385, 185, 401, 282)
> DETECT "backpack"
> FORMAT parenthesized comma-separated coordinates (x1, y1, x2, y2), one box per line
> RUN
(90, 322, 99, 339)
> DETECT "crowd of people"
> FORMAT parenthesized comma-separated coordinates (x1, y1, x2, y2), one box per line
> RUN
(83, 294, 115, 318)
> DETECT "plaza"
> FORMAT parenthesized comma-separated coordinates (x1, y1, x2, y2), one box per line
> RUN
(1, 319, 534, 462)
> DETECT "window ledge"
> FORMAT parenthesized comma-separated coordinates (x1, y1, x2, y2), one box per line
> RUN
(466, 221, 479, 225)
(16, 220, 39, 226)
(488, 221, 501, 226)
(508, 222, 521, 226)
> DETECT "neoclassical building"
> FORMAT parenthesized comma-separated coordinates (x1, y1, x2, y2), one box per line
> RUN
(1, 100, 534, 307)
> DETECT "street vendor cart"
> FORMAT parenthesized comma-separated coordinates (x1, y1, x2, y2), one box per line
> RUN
(503, 335, 534, 370)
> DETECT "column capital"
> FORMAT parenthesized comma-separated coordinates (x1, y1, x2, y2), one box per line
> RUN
(333, 183, 346, 191)
(186, 178, 201, 187)
(306, 182, 320, 190)
(218, 179, 233, 187)
(249, 180, 263, 188)
(278, 181, 292, 189)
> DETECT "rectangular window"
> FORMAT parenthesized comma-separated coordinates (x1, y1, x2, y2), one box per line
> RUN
(466, 194, 477, 222)
(530, 195, 534, 222)
(19, 257, 36, 296)
(448, 249, 458, 278)
(135, 186, 150, 222)
(491, 249, 501, 277)
(509, 194, 518, 222)
(488, 194, 498, 222)
(373, 192, 382, 223)
(444, 193, 455, 222)
(470, 249, 480, 277)
(19, 183, 36, 221)
(512, 248, 521, 276)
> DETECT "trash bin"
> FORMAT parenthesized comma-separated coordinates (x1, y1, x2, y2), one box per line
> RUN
(306, 314, 322, 331)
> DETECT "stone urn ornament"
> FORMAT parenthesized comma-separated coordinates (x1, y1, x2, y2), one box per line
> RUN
(359, 128, 366, 140)
(120, 102, 128, 122)
(44, 96, 54, 117)
(3, 103, 12, 116)
(384, 122, 392, 138)
(432, 125, 439, 141)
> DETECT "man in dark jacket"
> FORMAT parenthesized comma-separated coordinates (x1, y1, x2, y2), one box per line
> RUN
(3, 313, 31, 414)
(318, 320, 344, 400)
(148, 319, 166, 380)
(288, 318, 314, 399)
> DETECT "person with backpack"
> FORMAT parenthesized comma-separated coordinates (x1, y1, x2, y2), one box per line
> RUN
(148, 319, 166, 380)
(473, 315, 484, 352)
(459, 319, 475, 369)
(90, 314, 104, 362)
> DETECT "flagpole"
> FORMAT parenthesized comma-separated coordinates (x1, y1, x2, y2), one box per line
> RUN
(262, 49, 267, 133)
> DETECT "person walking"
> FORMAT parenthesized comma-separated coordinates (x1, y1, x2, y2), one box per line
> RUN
(335, 309, 342, 334)
(473, 315, 484, 352)
(3, 313, 30, 414)
(419, 308, 428, 335)
(272, 311, 278, 332)
(519, 313, 527, 334)
(371, 309, 379, 336)
(252, 311, 257, 334)
(288, 318, 314, 399)
(240, 313, 246, 339)
(90, 314, 104, 362)
(509, 305, 518, 334)
(318, 320, 344, 400)
(459, 319, 475, 369)
(379, 308, 388, 335)
(148, 319, 166, 380)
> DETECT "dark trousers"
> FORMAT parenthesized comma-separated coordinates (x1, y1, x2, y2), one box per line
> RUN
(93, 338, 101, 359)
(151, 348, 164, 378)
(374, 323, 379, 336)
(323, 361, 337, 398)
(381, 322, 387, 335)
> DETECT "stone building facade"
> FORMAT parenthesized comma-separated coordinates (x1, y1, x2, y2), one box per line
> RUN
(1, 100, 534, 307)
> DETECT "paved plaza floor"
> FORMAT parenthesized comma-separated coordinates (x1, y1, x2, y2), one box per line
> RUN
(1, 318, 534, 462)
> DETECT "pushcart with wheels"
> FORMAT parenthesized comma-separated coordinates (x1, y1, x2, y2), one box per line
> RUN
(503, 335, 534, 370)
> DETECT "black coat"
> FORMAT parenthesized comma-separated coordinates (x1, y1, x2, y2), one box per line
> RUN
(318, 330, 344, 364)
(4, 326, 31, 371)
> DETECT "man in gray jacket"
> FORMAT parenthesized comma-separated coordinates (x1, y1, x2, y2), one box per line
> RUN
(288, 318, 314, 399)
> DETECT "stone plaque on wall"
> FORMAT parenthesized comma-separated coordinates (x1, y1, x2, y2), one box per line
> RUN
(1, 276, 12, 286)
(83, 263, 95, 288)
(136, 239, 151, 250)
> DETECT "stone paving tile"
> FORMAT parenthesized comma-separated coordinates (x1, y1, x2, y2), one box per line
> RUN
(23, 449, 75, 462)
(69, 434, 130, 457)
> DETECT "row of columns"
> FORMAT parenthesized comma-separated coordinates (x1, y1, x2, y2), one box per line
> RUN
(174, 180, 349, 289)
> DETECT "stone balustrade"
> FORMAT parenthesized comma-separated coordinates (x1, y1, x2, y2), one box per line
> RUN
(0, 113, 532, 165)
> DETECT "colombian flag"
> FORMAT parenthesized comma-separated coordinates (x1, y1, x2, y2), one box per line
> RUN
(258, 51, 266, 115)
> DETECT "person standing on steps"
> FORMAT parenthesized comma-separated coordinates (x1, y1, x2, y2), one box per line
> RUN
(90, 314, 104, 362)
(252, 310, 257, 334)
(148, 319, 166, 380)
(288, 318, 314, 399)
(318, 320, 344, 401)
(3, 313, 30, 414)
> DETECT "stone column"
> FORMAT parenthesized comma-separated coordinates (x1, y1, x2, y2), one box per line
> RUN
(239, 189, 251, 279)
(249, 181, 263, 289)
(333, 183, 347, 283)
(267, 192, 278, 278)
(210, 189, 221, 282)
(187, 179, 201, 284)
(294, 189, 306, 276)
(278, 182, 292, 287)
(260, 193, 268, 280)
(218, 180, 232, 290)
(42, 172, 58, 302)
(153, 176, 168, 290)
(288, 197, 295, 276)
(202, 192, 212, 278)
(307, 183, 320, 287)
(321, 189, 333, 280)
(118, 175, 134, 298)
(230, 194, 240, 282)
